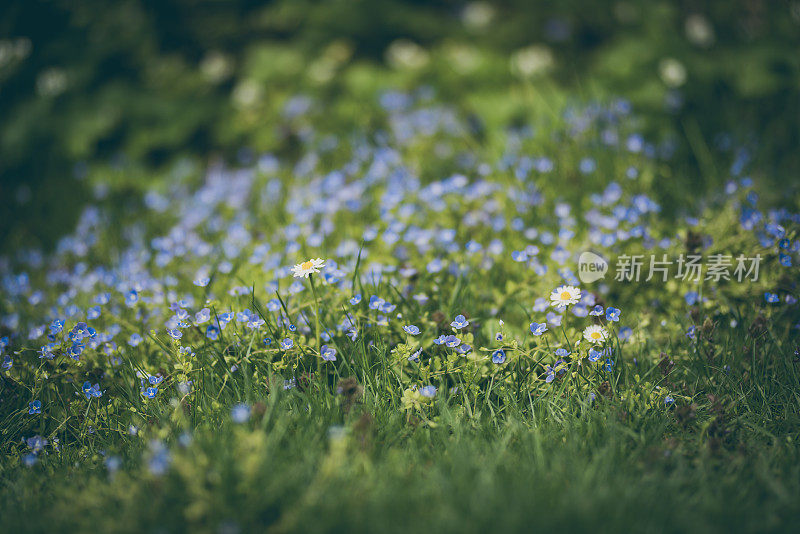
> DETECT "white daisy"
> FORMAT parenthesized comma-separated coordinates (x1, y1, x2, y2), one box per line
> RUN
(291, 258, 325, 278)
(583, 325, 608, 344)
(550, 285, 581, 309)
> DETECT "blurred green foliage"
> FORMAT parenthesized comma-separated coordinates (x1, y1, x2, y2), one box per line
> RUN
(1, 0, 799, 250)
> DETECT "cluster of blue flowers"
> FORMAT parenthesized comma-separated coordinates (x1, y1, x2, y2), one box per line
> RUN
(0, 88, 797, 470)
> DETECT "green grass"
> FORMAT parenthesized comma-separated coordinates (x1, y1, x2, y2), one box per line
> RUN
(3, 337, 800, 533)
(2, 252, 799, 533)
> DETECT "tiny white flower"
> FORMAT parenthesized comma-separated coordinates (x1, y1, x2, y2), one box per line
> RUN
(291, 258, 326, 278)
(583, 325, 608, 344)
(550, 285, 581, 309)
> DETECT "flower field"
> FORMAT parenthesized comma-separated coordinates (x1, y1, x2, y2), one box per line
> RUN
(1, 2, 800, 533)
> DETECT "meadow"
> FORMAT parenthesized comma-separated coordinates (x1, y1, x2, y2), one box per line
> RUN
(1, 2, 800, 533)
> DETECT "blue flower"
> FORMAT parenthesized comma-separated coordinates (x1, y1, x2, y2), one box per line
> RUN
(2, 355, 12, 369)
(588, 348, 602, 362)
(572, 304, 588, 318)
(765, 292, 779, 303)
(444, 335, 461, 348)
(379, 301, 396, 314)
(218, 312, 234, 327)
(555, 348, 570, 357)
(70, 342, 85, 360)
(49, 319, 64, 335)
(368, 295, 385, 310)
(195, 308, 211, 324)
(465, 240, 482, 253)
(419, 385, 437, 398)
(231, 403, 251, 423)
(246, 315, 265, 329)
(280, 338, 294, 350)
(530, 322, 548, 336)
(426, 258, 443, 273)
(433, 335, 447, 345)
(26, 435, 48, 452)
(105, 455, 122, 473)
(167, 328, 183, 340)
(491, 349, 506, 364)
(28, 400, 41, 414)
(684, 291, 699, 306)
(349, 294, 362, 305)
(686, 326, 697, 340)
(408, 349, 421, 363)
(546, 312, 562, 327)
(403, 325, 420, 336)
(193, 277, 210, 287)
(320, 345, 337, 361)
(604, 358, 615, 372)
(128, 333, 143, 347)
(544, 363, 561, 383)
(579, 157, 596, 174)
(125, 290, 138, 307)
(206, 325, 220, 340)
(450, 314, 469, 330)
(147, 441, 172, 475)
(605, 307, 621, 322)
(142, 386, 158, 399)
(82, 381, 103, 399)
(664, 396, 675, 406)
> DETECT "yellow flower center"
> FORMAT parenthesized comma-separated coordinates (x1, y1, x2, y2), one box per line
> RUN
(301, 261, 314, 270)
(591, 332, 601, 339)
(560, 291, 571, 300)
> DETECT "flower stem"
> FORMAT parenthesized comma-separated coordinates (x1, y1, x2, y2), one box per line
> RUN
(309, 274, 321, 372)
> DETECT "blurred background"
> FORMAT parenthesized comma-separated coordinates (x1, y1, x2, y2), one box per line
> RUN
(1, 0, 799, 252)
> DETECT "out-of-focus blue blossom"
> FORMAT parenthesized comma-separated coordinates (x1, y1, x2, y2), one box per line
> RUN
(231, 403, 251, 423)
(419, 385, 437, 398)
